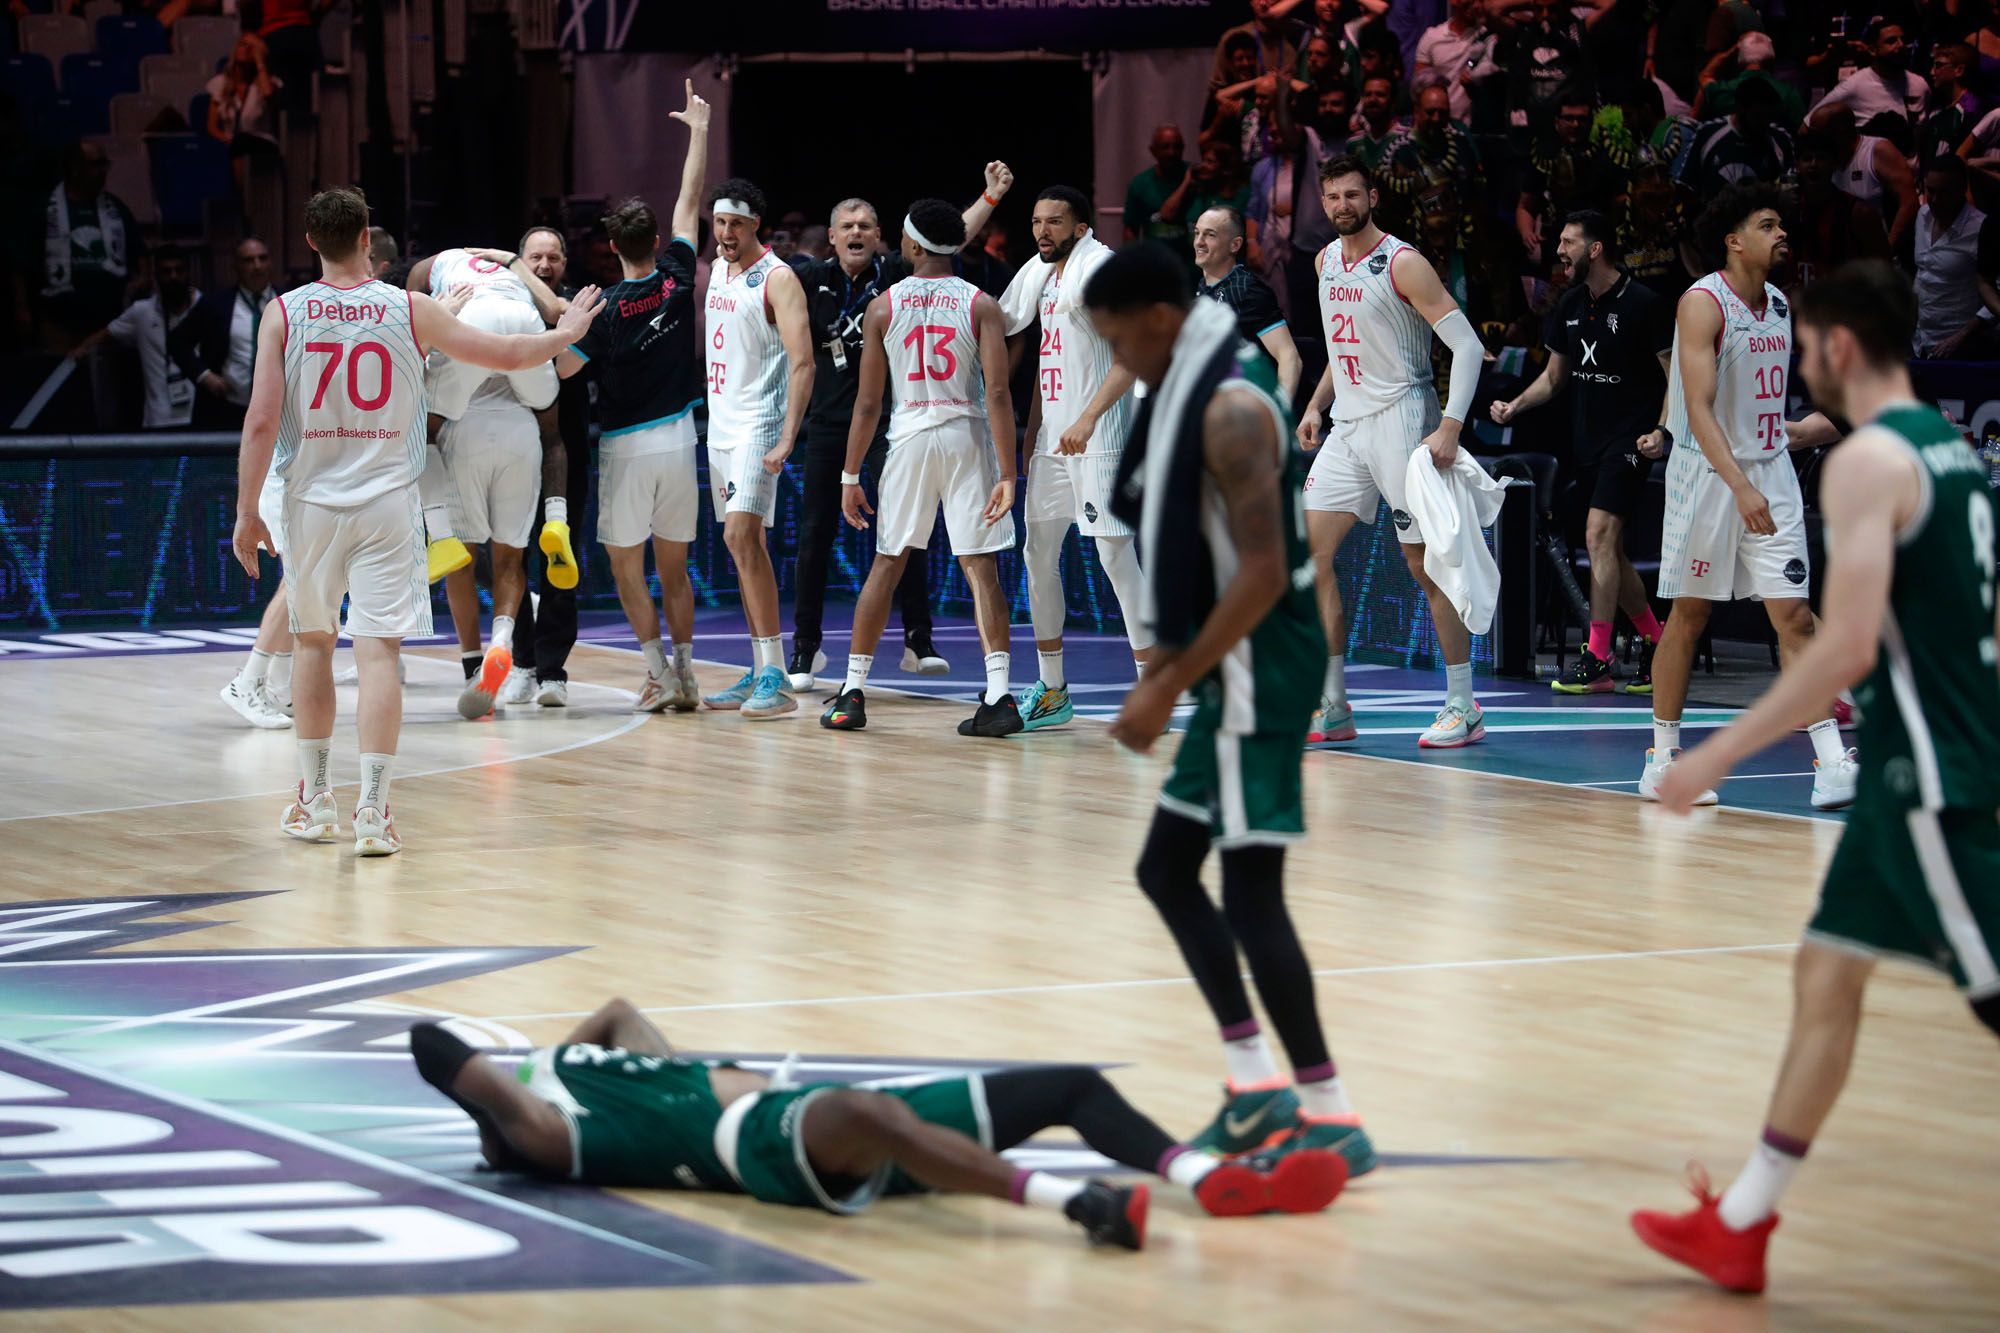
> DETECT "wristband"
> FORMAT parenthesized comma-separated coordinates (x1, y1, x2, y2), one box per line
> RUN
(841, 471, 863, 486)
(982, 191, 1001, 206)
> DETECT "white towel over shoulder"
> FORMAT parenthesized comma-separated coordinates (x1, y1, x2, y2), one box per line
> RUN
(1403, 449, 1507, 635)
(997, 230, 1115, 335)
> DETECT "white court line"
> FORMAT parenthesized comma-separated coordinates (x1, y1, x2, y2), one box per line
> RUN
(1571, 770, 1817, 789)
(485, 941, 1798, 1023)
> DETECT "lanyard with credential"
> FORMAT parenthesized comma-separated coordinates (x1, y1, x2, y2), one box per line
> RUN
(829, 256, 881, 371)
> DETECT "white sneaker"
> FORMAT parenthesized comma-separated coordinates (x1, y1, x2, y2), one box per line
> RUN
(1637, 747, 1719, 806)
(280, 786, 339, 841)
(352, 805, 402, 856)
(634, 673, 671, 713)
(787, 647, 827, 693)
(222, 677, 289, 729)
(498, 666, 536, 707)
(266, 682, 293, 717)
(253, 683, 293, 728)
(665, 661, 701, 712)
(1811, 748, 1860, 810)
(1417, 700, 1485, 749)
(900, 641, 950, 675)
(534, 677, 569, 708)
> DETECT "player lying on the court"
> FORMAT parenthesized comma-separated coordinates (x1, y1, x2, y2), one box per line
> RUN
(408, 999, 1350, 1252)
(1631, 262, 2000, 1294)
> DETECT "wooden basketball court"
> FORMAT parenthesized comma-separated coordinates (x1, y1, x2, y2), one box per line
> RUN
(5, 641, 1997, 1329)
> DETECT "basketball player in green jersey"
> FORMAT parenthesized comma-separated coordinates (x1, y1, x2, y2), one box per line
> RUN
(1632, 260, 2000, 1294)
(1088, 244, 1376, 1179)
(408, 999, 1347, 1254)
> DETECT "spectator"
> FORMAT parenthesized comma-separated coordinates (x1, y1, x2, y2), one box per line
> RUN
(1203, 34, 1262, 145)
(1412, 0, 1499, 125)
(1676, 74, 1795, 198)
(33, 141, 144, 351)
(258, 0, 337, 118)
(1245, 99, 1333, 319)
(1209, 0, 1308, 90)
(1608, 78, 1695, 170)
(1351, 22, 1407, 100)
(1615, 148, 1699, 300)
(583, 233, 623, 289)
(1496, 0, 1592, 146)
(1816, 103, 1919, 251)
(367, 225, 399, 278)
(1414, 182, 1481, 313)
(1912, 153, 2000, 358)
(962, 223, 1015, 296)
(1123, 124, 1191, 248)
(1191, 205, 1302, 399)
(1786, 130, 1890, 295)
(796, 224, 832, 261)
(169, 236, 277, 431)
(1343, 73, 1402, 173)
(1386, 0, 1448, 78)
(206, 33, 284, 194)
(769, 227, 799, 263)
(1519, 90, 1626, 269)
(67, 243, 199, 429)
(1303, 31, 1342, 93)
(1312, 83, 1354, 144)
(1161, 139, 1254, 242)
(1695, 33, 1804, 127)
(1382, 80, 1482, 238)
(1919, 43, 1981, 168)
(1809, 19, 1929, 131)
(1975, 11, 2000, 106)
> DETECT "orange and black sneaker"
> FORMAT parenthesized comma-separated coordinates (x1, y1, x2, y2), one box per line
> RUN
(1064, 1180, 1148, 1251)
(820, 687, 866, 731)
(1630, 1164, 1778, 1294)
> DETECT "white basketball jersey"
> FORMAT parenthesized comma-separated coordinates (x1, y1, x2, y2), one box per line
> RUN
(704, 248, 789, 448)
(1665, 271, 1791, 462)
(427, 248, 534, 307)
(274, 279, 427, 507)
(884, 275, 984, 444)
(1035, 268, 1132, 456)
(1317, 233, 1435, 422)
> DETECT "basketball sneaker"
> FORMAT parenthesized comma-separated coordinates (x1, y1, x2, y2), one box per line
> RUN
(1186, 1084, 1302, 1156)
(1630, 1164, 1778, 1293)
(665, 661, 701, 712)
(1062, 1180, 1148, 1251)
(741, 666, 798, 720)
(351, 805, 402, 856)
(821, 688, 866, 730)
(957, 694, 1024, 737)
(535, 677, 569, 707)
(426, 536, 472, 584)
(1282, 1114, 1379, 1178)
(1017, 681, 1073, 732)
(633, 674, 671, 713)
(1811, 749, 1859, 810)
(457, 644, 512, 720)
(1193, 1142, 1349, 1217)
(221, 677, 289, 729)
(1552, 647, 1616, 694)
(280, 785, 338, 842)
(1417, 701, 1485, 748)
(1638, 747, 1719, 806)
(787, 644, 827, 692)
(538, 519, 579, 590)
(1308, 698, 1358, 743)
(703, 668, 757, 711)
(901, 635, 950, 675)
(1622, 638, 1656, 695)
(498, 666, 536, 707)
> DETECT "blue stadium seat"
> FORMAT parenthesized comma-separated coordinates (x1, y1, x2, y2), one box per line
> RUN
(34, 93, 92, 143)
(188, 91, 210, 134)
(96, 16, 169, 66)
(0, 53, 57, 113)
(61, 53, 139, 112)
(148, 131, 232, 230)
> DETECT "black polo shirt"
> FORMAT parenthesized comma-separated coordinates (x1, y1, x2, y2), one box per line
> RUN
(797, 252, 914, 444)
(1545, 270, 1672, 463)
(1195, 263, 1285, 358)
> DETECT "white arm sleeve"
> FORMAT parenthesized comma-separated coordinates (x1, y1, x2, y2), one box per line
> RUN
(1434, 307, 1484, 425)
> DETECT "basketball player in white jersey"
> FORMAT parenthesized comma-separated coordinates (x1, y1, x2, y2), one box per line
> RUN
(218, 481, 294, 729)
(1296, 155, 1494, 749)
(701, 177, 816, 719)
(819, 198, 1020, 736)
(1004, 185, 1154, 733)
(1641, 182, 1858, 810)
(231, 187, 603, 855)
(436, 376, 542, 719)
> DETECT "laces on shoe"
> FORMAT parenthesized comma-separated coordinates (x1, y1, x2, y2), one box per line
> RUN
(1682, 1160, 1718, 1203)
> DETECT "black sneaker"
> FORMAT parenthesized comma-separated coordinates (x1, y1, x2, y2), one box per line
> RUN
(1622, 638, 1656, 695)
(900, 634, 949, 675)
(820, 687, 866, 730)
(787, 643, 826, 692)
(408, 1022, 533, 1173)
(956, 693, 1024, 737)
(1063, 1180, 1148, 1251)
(1551, 646, 1615, 694)
(461, 653, 482, 681)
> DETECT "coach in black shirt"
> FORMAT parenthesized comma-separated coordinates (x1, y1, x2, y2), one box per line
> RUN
(1188, 205, 1302, 404)
(787, 163, 1013, 687)
(1492, 209, 1673, 693)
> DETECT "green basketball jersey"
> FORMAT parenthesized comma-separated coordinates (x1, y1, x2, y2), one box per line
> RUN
(519, 1043, 737, 1191)
(1851, 404, 2000, 811)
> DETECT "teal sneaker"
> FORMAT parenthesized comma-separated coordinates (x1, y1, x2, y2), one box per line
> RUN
(1018, 680, 1074, 732)
(1283, 1116, 1378, 1178)
(741, 665, 798, 720)
(703, 668, 757, 711)
(1185, 1084, 1303, 1156)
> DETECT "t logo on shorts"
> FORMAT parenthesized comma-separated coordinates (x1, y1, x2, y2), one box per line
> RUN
(1690, 558, 1712, 578)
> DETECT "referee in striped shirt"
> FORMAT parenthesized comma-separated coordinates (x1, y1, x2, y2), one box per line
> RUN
(1190, 205, 1301, 402)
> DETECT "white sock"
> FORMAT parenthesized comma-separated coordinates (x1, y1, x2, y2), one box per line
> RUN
(1444, 660, 1474, 709)
(1222, 1031, 1281, 1088)
(753, 635, 782, 672)
(1718, 1138, 1805, 1230)
(268, 651, 292, 693)
(1165, 1151, 1218, 1189)
(358, 752, 393, 812)
(544, 495, 568, 525)
(491, 615, 515, 652)
(641, 638, 667, 679)
(673, 642, 693, 673)
(844, 653, 874, 693)
(1296, 1076, 1355, 1119)
(240, 648, 272, 686)
(1806, 717, 1845, 766)
(1038, 648, 1066, 690)
(422, 504, 455, 543)
(298, 738, 332, 798)
(1133, 657, 1146, 680)
(1019, 1171, 1087, 1210)
(1322, 654, 1347, 710)
(1653, 717, 1681, 756)
(984, 651, 1010, 704)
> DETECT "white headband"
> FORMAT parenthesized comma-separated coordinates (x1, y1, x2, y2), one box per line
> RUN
(903, 214, 959, 255)
(713, 198, 757, 220)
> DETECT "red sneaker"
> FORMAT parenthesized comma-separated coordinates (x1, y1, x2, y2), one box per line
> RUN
(1630, 1164, 1778, 1294)
(1195, 1145, 1348, 1217)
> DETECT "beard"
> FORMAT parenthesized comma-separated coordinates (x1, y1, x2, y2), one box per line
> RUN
(1331, 204, 1371, 236)
(1045, 232, 1081, 263)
